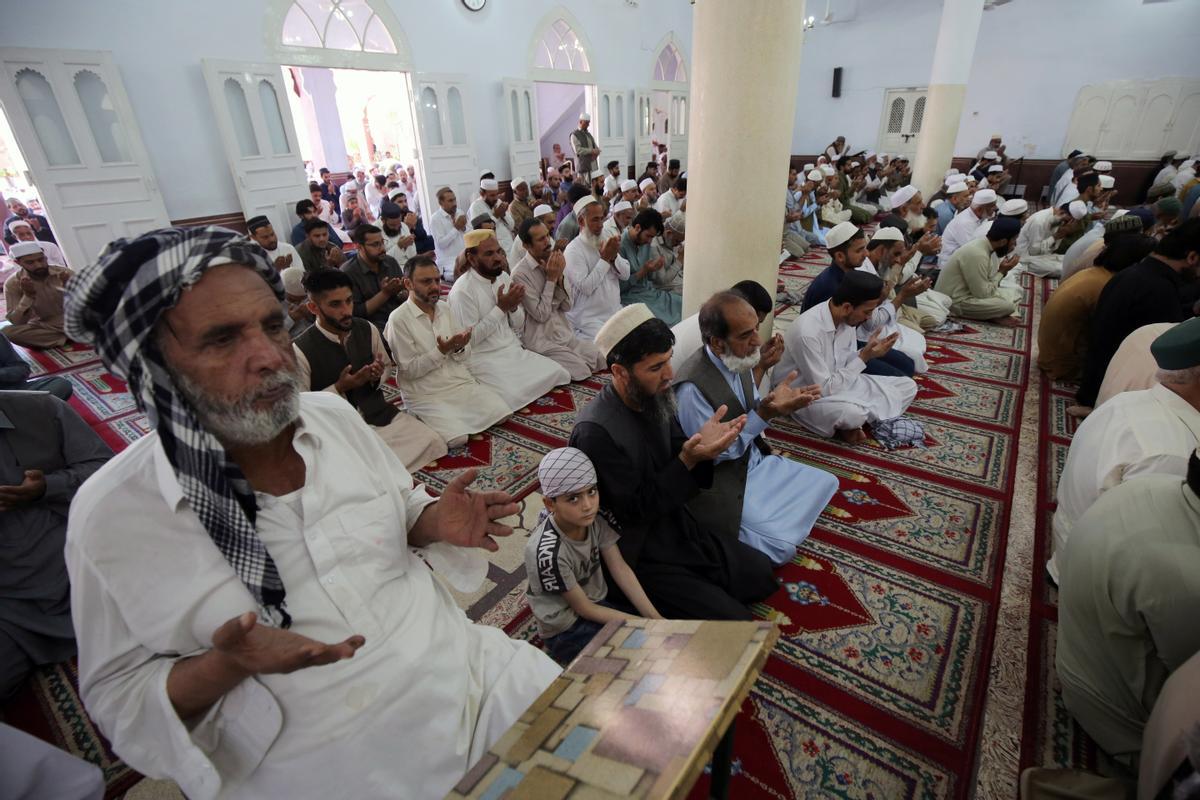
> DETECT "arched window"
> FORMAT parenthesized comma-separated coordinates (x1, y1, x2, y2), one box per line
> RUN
(654, 43, 687, 83)
(74, 70, 131, 163)
(534, 18, 590, 72)
(281, 0, 397, 53)
(15, 68, 79, 166)
(911, 96, 926, 134)
(887, 98, 905, 134)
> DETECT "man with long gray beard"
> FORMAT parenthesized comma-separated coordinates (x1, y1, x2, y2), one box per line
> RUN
(674, 292, 839, 564)
(564, 194, 630, 339)
(569, 304, 780, 620)
(61, 227, 559, 799)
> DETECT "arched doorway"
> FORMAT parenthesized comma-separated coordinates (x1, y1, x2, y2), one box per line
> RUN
(642, 33, 690, 172)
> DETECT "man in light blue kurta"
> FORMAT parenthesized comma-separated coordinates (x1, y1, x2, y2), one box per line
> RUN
(618, 208, 682, 325)
(673, 292, 839, 564)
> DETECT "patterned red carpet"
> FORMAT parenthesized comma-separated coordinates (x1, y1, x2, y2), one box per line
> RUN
(1, 250, 1053, 798)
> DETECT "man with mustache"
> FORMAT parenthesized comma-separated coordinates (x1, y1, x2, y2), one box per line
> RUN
(564, 194, 630, 340)
(62, 227, 559, 799)
(569, 304, 779, 620)
(4, 242, 71, 349)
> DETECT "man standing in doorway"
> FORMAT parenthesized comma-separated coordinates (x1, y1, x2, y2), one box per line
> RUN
(570, 113, 601, 182)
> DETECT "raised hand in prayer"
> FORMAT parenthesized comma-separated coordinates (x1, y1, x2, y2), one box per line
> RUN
(381, 276, 405, 297)
(0, 469, 46, 510)
(758, 372, 822, 420)
(497, 282, 525, 313)
(431, 468, 520, 552)
(680, 404, 747, 468)
(274, 253, 293, 270)
(335, 356, 385, 394)
(759, 333, 785, 371)
(454, 214, 468, 231)
(555, 237, 570, 252)
(404, 212, 418, 230)
(916, 232, 941, 256)
(599, 235, 621, 263)
(859, 330, 899, 362)
(999, 252, 1020, 274)
(544, 250, 566, 282)
(211, 611, 365, 677)
(325, 246, 344, 267)
(436, 327, 473, 354)
(898, 276, 932, 302)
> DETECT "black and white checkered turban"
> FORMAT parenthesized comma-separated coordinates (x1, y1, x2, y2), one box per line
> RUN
(65, 226, 293, 627)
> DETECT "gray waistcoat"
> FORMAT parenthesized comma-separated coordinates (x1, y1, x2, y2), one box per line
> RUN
(672, 347, 770, 542)
(294, 319, 398, 427)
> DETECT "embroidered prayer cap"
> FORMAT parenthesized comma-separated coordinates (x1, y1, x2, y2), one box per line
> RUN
(620, 179, 637, 192)
(573, 194, 598, 216)
(1104, 213, 1142, 235)
(820, 164, 836, 177)
(870, 227, 904, 244)
(825, 221, 860, 250)
(889, 185, 918, 208)
(639, 178, 655, 190)
(594, 303, 654, 358)
(947, 181, 969, 195)
(464, 229, 494, 248)
(806, 169, 823, 182)
(480, 178, 499, 191)
(665, 212, 685, 234)
(64, 226, 293, 627)
(1151, 318, 1200, 370)
(9, 241, 43, 259)
(280, 265, 305, 296)
(579, 112, 591, 121)
(983, 150, 998, 159)
(538, 447, 598, 499)
(7, 218, 32, 233)
(1093, 161, 1113, 172)
(999, 199, 1028, 216)
(1099, 175, 1115, 189)
(533, 204, 554, 217)
(511, 176, 528, 189)
(611, 200, 633, 214)
(245, 215, 272, 233)
(988, 164, 1004, 173)
(971, 189, 998, 206)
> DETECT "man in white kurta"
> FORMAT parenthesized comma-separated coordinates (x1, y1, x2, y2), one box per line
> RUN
(775, 271, 917, 440)
(66, 393, 559, 800)
(938, 189, 998, 267)
(858, 227, 930, 372)
(448, 231, 569, 411)
(1050, 329, 1200, 584)
(379, 198, 418, 263)
(1015, 201, 1089, 277)
(467, 179, 516, 255)
(384, 257, 511, 445)
(429, 188, 467, 282)
(7, 220, 67, 267)
(654, 180, 685, 219)
(564, 196, 631, 340)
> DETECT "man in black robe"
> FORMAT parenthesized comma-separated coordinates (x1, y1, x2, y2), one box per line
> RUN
(569, 304, 779, 619)
(1076, 219, 1200, 409)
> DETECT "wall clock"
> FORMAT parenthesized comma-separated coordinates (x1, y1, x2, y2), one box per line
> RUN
(462, 0, 486, 11)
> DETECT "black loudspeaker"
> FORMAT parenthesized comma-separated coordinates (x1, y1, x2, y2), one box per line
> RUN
(832, 67, 842, 98)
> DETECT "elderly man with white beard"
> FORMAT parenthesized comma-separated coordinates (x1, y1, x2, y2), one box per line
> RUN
(60, 227, 560, 800)
(467, 178, 516, 255)
(673, 292, 839, 564)
(564, 195, 631, 340)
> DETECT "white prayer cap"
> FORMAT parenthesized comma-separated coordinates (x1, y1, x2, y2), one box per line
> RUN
(279, 266, 305, 296)
(533, 203, 554, 217)
(9, 241, 43, 259)
(930, 198, 945, 209)
(806, 169, 823, 182)
(1099, 175, 1115, 189)
(849, 161, 861, 168)
(889, 185, 918, 208)
(964, 173, 978, 183)
(480, 178, 499, 191)
(538, 447, 597, 498)
(611, 200, 633, 214)
(865, 150, 876, 158)
(7, 219, 32, 232)
(620, 179, 637, 192)
(988, 164, 1003, 173)
(639, 177, 655, 191)
(878, 152, 888, 159)
(946, 181, 969, 195)
(579, 112, 591, 121)
(1067, 200, 1088, 220)
(511, 175, 528, 188)
(971, 189, 998, 206)
(594, 303, 654, 357)
(825, 221, 860, 250)
(999, 199, 1028, 216)
(820, 165, 836, 177)
(573, 194, 598, 216)
(387, 188, 407, 200)
(803, 163, 815, 171)
(945, 168, 960, 178)
(870, 226, 904, 244)
(1093, 160, 1113, 172)
(984, 150, 998, 159)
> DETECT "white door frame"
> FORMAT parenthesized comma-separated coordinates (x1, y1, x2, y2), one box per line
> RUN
(411, 73, 478, 216)
(876, 87, 928, 161)
(502, 77, 540, 186)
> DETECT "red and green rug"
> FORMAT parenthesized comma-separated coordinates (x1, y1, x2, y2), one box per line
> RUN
(2, 250, 1043, 798)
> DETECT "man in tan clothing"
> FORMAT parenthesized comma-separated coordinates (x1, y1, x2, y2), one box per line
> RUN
(4, 242, 71, 349)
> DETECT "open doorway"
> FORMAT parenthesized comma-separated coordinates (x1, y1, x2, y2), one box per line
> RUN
(535, 81, 589, 171)
(651, 89, 671, 166)
(280, 65, 422, 213)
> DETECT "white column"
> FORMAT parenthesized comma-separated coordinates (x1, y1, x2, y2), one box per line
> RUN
(300, 68, 349, 174)
(911, 0, 985, 199)
(681, 0, 806, 318)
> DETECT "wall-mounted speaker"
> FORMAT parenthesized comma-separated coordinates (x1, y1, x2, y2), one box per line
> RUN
(832, 67, 843, 98)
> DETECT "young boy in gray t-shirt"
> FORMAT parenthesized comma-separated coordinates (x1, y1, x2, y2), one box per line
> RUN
(524, 447, 661, 664)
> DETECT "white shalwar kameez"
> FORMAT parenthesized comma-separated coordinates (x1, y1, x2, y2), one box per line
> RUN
(775, 301, 917, 437)
(466, 198, 516, 254)
(938, 208, 987, 267)
(856, 260, 929, 373)
(448, 268, 570, 411)
(64, 393, 560, 800)
(563, 234, 631, 340)
(382, 223, 417, 263)
(1014, 208, 1067, 277)
(430, 208, 465, 281)
(384, 300, 511, 442)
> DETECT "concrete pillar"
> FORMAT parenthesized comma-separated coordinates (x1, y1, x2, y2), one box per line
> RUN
(681, 0, 806, 318)
(911, 0, 985, 199)
(299, 68, 349, 173)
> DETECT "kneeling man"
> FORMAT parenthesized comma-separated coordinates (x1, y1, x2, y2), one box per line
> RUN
(935, 215, 1024, 326)
(62, 227, 559, 799)
(675, 292, 840, 564)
